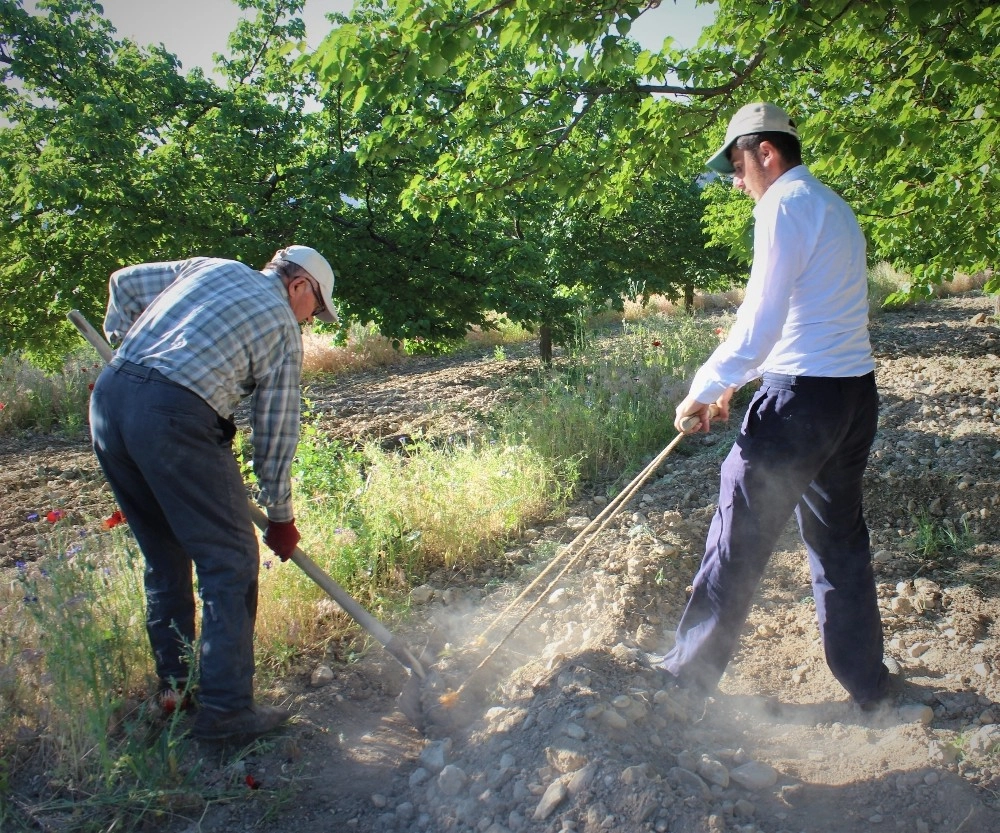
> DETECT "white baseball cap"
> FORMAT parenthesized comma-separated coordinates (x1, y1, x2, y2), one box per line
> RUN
(706, 102, 799, 174)
(274, 245, 337, 323)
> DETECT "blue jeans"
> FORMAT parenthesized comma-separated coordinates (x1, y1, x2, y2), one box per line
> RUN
(661, 371, 887, 704)
(90, 361, 259, 711)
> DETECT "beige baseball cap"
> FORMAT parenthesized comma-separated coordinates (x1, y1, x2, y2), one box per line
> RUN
(706, 102, 799, 174)
(274, 246, 337, 323)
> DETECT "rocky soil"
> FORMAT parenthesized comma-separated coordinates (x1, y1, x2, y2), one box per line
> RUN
(2, 293, 1000, 833)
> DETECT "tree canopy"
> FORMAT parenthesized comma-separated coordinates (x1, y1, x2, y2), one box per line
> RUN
(2, 0, 740, 362)
(2, 0, 997, 363)
(313, 0, 999, 295)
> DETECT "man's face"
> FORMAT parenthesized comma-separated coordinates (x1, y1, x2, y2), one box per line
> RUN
(729, 142, 787, 203)
(729, 146, 769, 203)
(287, 273, 325, 325)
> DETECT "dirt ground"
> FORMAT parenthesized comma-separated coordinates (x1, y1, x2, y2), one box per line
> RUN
(2, 293, 1000, 833)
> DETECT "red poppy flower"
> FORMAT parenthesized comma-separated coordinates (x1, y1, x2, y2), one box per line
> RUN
(651, 340, 662, 347)
(46, 509, 65, 523)
(102, 509, 126, 529)
(245, 775, 261, 790)
(88, 383, 95, 391)
(0, 402, 5, 411)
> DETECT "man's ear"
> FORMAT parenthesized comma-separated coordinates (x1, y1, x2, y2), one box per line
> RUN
(758, 140, 779, 166)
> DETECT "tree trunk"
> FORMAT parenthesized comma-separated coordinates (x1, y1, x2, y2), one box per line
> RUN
(684, 282, 694, 313)
(539, 325, 552, 364)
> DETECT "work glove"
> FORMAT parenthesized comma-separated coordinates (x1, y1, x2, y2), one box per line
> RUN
(263, 519, 300, 561)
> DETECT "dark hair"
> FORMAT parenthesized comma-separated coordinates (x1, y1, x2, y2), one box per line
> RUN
(733, 132, 803, 167)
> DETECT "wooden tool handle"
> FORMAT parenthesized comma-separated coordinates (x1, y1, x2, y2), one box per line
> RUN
(679, 403, 721, 434)
(68, 309, 114, 363)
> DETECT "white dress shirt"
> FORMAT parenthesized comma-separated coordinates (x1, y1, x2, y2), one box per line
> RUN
(689, 165, 875, 404)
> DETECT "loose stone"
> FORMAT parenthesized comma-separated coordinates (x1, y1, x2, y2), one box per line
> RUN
(730, 761, 779, 790)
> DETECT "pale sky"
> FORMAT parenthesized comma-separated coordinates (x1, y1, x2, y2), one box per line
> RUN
(24, 0, 717, 74)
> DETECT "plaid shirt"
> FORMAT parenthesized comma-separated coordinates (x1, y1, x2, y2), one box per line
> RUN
(104, 258, 302, 521)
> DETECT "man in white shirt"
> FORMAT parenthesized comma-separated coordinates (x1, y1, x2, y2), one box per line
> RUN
(655, 103, 890, 709)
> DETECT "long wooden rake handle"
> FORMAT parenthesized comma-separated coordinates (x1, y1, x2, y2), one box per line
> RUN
(473, 406, 717, 646)
(448, 405, 720, 703)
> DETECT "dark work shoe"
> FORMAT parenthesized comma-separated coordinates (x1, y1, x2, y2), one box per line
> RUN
(652, 666, 682, 689)
(857, 657, 904, 712)
(191, 703, 292, 741)
(641, 652, 679, 684)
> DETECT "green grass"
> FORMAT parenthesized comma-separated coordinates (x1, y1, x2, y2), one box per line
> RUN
(496, 312, 725, 481)
(0, 525, 222, 832)
(905, 514, 976, 572)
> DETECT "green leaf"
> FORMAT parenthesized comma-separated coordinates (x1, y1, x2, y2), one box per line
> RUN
(351, 83, 370, 113)
(426, 54, 450, 78)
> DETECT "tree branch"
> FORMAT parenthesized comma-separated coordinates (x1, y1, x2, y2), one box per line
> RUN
(589, 47, 768, 98)
(546, 94, 598, 150)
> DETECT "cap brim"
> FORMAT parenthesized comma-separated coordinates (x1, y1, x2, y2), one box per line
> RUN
(315, 293, 338, 324)
(706, 140, 735, 174)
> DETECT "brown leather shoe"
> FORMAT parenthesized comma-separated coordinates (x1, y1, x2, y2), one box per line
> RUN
(191, 703, 291, 741)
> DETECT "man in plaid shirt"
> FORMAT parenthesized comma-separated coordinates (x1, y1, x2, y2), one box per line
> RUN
(90, 246, 336, 741)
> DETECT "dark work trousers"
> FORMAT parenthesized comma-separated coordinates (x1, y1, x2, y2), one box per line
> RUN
(89, 360, 259, 712)
(661, 371, 887, 705)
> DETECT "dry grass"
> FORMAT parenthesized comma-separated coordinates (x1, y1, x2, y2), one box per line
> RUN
(301, 323, 405, 377)
(464, 315, 535, 348)
(869, 262, 991, 312)
(620, 290, 744, 322)
(0, 351, 101, 435)
(933, 270, 989, 297)
(302, 317, 536, 376)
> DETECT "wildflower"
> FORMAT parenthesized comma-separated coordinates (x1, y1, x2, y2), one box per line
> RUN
(88, 383, 95, 391)
(26, 512, 39, 522)
(23, 595, 38, 604)
(652, 340, 662, 347)
(15, 560, 26, 570)
(0, 402, 5, 411)
(245, 774, 261, 790)
(67, 544, 83, 555)
(46, 509, 65, 523)
(102, 510, 126, 529)
(263, 560, 273, 570)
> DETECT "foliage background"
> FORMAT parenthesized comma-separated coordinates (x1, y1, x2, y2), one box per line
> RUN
(2, 0, 997, 366)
